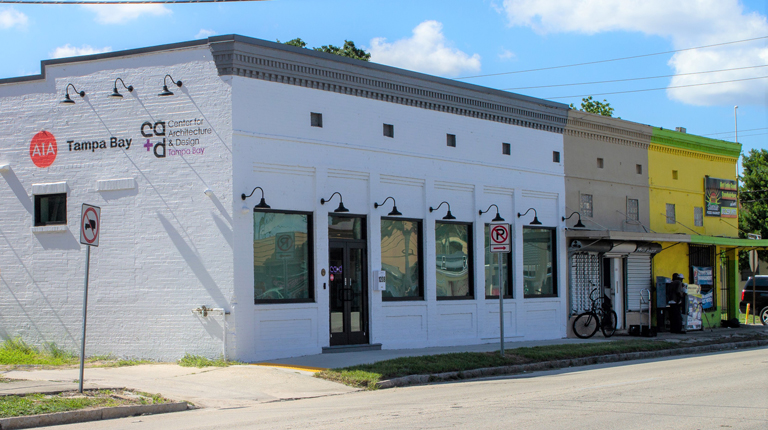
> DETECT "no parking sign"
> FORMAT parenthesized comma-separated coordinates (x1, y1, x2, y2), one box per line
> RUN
(490, 223, 510, 253)
(80, 204, 101, 247)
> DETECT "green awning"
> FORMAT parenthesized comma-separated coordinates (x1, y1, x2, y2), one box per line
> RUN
(689, 235, 768, 248)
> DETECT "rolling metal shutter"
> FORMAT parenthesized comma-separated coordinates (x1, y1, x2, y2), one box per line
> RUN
(626, 253, 651, 311)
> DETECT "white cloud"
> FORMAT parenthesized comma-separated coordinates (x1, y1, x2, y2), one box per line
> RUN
(50, 44, 112, 59)
(82, 5, 171, 25)
(500, 0, 768, 106)
(0, 7, 28, 30)
(369, 20, 481, 77)
(499, 48, 516, 61)
(196, 29, 217, 39)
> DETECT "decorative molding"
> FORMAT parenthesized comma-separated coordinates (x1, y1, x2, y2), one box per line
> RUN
(565, 117, 652, 150)
(97, 178, 136, 192)
(253, 162, 315, 177)
(210, 37, 569, 134)
(434, 180, 474, 193)
(521, 190, 558, 200)
(31, 181, 67, 195)
(31, 225, 68, 234)
(649, 144, 738, 164)
(380, 174, 425, 187)
(328, 168, 369, 181)
(483, 185, 514, 196)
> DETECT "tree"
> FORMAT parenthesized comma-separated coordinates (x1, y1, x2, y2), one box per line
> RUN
(570, 96, 615, 117)
(739, 149, 768, 270)
(279, 38, 370, 61)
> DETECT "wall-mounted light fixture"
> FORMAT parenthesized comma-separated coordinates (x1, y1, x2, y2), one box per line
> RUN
(158, 74, 182, 97)
(479, 204, 505, 222)
(109, 78, 134, 99)
(0, 163, 10, 173)
(241, 186, 271, 209)
(61, 83, 85, 105)
(374, 196, 402, 216)
(429, 201, 456, 220)
(517, 208, 542, 225)
(204, 189, 214, 197)
(562, 211, 586, 228)
(321, 192, 349, 213)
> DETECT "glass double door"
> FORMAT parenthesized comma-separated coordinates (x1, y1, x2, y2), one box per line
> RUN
(329, 241, 368, 346)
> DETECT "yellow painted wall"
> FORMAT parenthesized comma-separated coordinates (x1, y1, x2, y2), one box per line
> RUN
(647, 144, 739, 237)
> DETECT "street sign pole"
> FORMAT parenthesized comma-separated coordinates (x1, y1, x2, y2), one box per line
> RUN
(498, 252, 504, 357)
(79, 245, 90, 393)
(78, 204, 100, 393)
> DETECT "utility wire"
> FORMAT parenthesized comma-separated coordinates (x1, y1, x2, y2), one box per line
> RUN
(503, 64, 768, 90)
(0, 0, 264, 4)
(457, 35, 768, 80)
(545, 75, 768, 100)
(703, 127, 768, 136)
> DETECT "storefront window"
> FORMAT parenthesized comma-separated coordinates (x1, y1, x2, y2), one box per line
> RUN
(435, 222, 473, 299)
(329, 216, 364, 240)
(523, 227, 557, 297)
(484, 224, 512, 298)
(381, 219, 423, 300)
(253, 211, 313, 303)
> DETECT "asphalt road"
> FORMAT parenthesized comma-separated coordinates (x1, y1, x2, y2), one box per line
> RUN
(58, 347, 768, 430)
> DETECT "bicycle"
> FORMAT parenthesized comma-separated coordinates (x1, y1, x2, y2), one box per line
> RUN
(572, 288, 618, 339)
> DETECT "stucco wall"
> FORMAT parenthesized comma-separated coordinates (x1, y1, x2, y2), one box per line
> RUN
(0, 46, 234, 361)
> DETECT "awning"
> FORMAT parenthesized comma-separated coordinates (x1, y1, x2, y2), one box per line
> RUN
(689, 235, 768, 248)
(565, 229, 690, 243)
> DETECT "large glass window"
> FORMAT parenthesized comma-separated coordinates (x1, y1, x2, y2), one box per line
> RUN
(253, 211, 313, 303)
(523, 227, 557, 297)
(484, 224, 512, 298)
(381, 219, 423, 300)
(435, 222, 473, 299)
(34, 193, 66, 226)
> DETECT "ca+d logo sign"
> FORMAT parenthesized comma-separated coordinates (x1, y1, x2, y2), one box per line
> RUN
(141, 121, 166, 158)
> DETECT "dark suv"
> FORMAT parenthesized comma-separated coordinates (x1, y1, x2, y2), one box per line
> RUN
(740, 276, 768, 325)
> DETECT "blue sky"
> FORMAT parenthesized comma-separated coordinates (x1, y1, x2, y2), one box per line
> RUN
(1, 0, 766, 160)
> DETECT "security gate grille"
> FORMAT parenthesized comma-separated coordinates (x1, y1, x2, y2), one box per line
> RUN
(570, 252, 600, 315)
(626, 254, 651, 311)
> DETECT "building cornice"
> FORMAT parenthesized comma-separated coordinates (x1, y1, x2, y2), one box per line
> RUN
(564, 111, 652, 150)
(209, 35, 570, 134)
(649, 143, 739, 164)
(651, 127, 741, 158)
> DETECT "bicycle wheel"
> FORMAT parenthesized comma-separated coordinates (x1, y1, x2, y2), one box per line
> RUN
(601, 310, 618, 337)
(573, 312, 599, 339)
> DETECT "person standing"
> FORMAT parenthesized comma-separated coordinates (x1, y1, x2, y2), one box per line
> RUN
(667, 273, 686, 333)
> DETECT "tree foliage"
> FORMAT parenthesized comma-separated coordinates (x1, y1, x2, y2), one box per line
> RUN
(279, 38, 370, 61)
(569, 96, 615, 117)
(739, 149, 768, 270)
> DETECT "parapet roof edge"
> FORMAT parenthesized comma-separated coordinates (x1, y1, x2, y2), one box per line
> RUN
(651, 126, 741, 159)
(0, 39, 209, 86)
(211, 34, 570, 112)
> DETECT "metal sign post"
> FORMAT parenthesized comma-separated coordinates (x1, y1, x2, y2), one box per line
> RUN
(78, 204, 100, 393)
(490, 223, 511, 357)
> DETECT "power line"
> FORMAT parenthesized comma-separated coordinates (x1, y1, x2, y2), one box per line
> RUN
(544, 75, 768, 100)
(0, 0, 264, 4)
(457, 35, 768, 80)
(702, 127, 768, 136)
(503, 64, 768, 90)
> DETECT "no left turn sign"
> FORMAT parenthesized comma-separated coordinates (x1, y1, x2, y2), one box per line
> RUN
(490, 223, 510, 253)
(80, 204, 101, 247)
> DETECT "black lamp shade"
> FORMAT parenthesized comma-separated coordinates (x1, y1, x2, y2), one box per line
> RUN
(574, 219, 586, 228)
(255, 197, 271, 209)
(60, 94, 75, 104)
(158, 85, 174, 97)
(334, 202, 349, 213)
(530, 216, 542, 225)
(388, 205, 402, 216)
(492, 213, 505, 222)
(109, 87, 123, 98)
(443, 210, 456, 220)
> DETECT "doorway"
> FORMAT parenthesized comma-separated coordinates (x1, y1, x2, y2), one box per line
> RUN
(328, 216, 369, 346)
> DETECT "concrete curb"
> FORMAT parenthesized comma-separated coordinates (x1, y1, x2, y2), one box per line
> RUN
(0, 401, 189, 430)
(377, 339, 768, 389)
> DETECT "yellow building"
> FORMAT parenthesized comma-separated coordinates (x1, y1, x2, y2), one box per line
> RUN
(648, 127, 766, 327)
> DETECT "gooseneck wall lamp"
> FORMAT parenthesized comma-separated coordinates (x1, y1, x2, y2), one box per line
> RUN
(429, 201, 456, 220)
(517, 208, 542, 225)
(109, 78, 134, 99)
(479, 204, 505, 222)
(241, 186, 271, 211)
(158, 74, 182, 97)
(374, 196, 402, 216)
(562, 211, 586, 228)
(61, 83, 85, 105)
(321, 192, 349, 213)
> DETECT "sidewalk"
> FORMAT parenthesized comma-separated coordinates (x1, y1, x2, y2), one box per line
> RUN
(1, 325, 765, 410)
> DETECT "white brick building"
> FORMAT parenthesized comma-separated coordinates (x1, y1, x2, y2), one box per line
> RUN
(0, 36, 570, 362)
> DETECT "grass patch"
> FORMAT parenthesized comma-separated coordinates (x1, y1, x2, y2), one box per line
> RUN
(0, 338, 78, 367)
(0, 389, 170, 418)
(315, 339, 698, 389)
(177, 353, 235, 368)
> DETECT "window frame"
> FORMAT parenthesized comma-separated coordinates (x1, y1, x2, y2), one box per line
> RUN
(580, 193, 593, 218)
(694, 207, 704, 227)
(381, 217, 424, 302)
(484, 223, 513, 299)
(434, 220, 474, 301)
(523, 226, 558, 299)
(666, 203, 676, 224)
(253, 208, 315, 304)
(310, 112, 323, 128)
(627, 198, 639, 222)
(502, 142, 511, 155)
(446, 133, 456, 147)
(383, 123, 394, 138)
(34, 193, 67, 227)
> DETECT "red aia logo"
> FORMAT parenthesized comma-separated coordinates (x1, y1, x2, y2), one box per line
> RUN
(30, 131, 57, 168)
